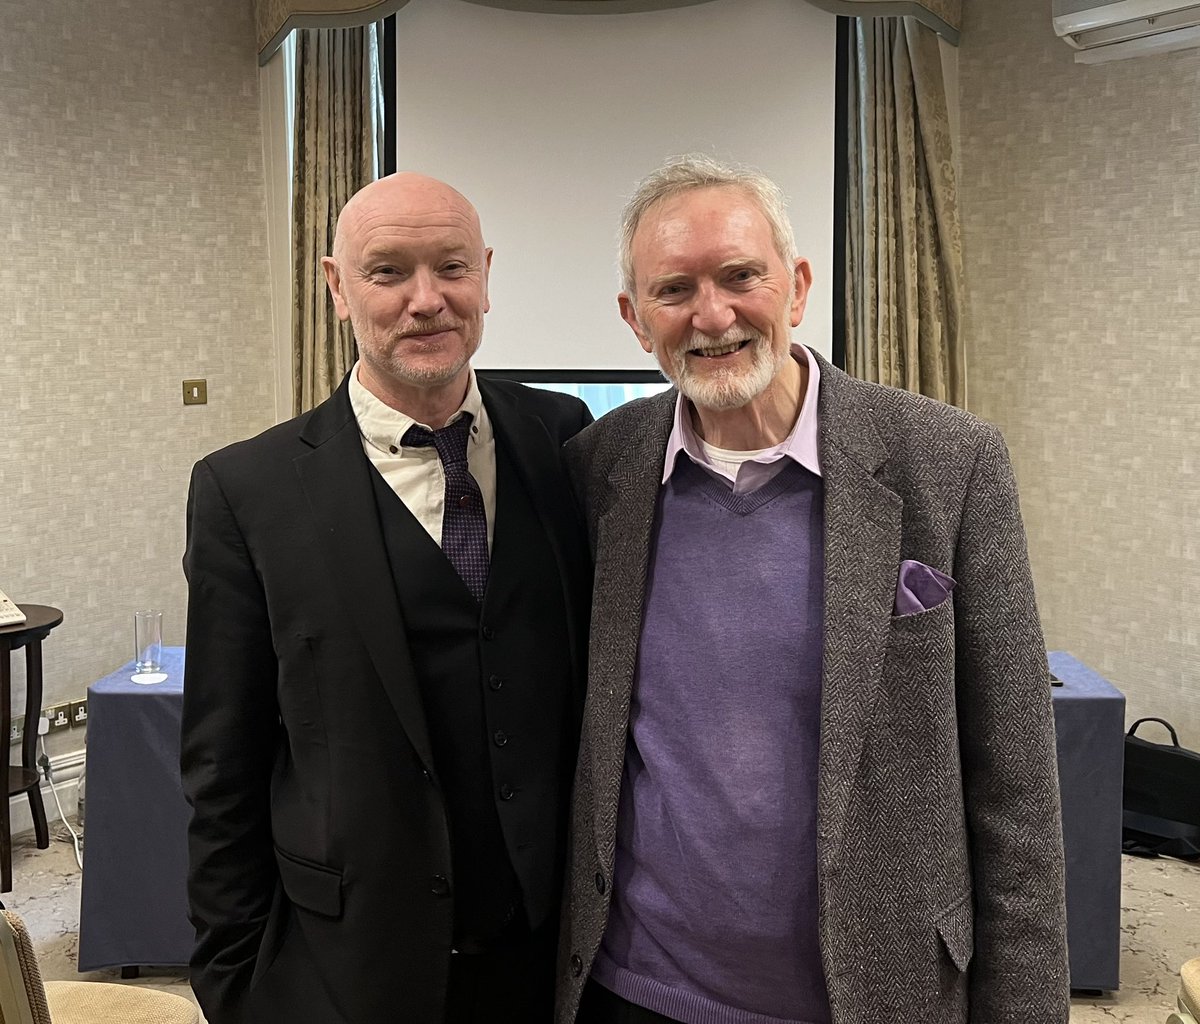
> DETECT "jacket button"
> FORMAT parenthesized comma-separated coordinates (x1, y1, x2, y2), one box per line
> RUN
(488, 674, 503, 691)
(430, 875, 450, 896)
(482, 625, 495, 640)
(594, 872, 606, 894)
(570, 953, 583, 977)
(499, 782, 514, 801)
(493, 730, 508, 747)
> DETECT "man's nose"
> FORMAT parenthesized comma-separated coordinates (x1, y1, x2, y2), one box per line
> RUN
(407, 268, 445, 317)
(691, 282, 736, 337)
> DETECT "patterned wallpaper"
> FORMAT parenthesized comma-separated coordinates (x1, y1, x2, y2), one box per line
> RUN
(959, 0, 1200, 744)
(0, 0, 275, 738)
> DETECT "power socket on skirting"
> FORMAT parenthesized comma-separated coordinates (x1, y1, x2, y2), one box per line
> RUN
(37, 717, 50, 737)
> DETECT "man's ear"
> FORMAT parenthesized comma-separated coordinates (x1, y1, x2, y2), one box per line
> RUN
(482, 247, 493, 314)
(321, 257, 351, 322)
(790, 258, 813, 328)
(618, 293, 653, 354)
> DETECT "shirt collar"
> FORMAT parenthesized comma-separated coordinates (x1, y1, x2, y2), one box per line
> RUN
(662, 343, 822, 484)
(348, 361, 491, 456)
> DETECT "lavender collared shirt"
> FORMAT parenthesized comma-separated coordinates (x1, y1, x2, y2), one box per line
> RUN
(662, 343, 822, 492)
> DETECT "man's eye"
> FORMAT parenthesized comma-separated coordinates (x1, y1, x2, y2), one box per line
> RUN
(657, 284, 686, 298)
(373, 266, 399, 276)
(442, 262, 467, 275)
(730, 268, 756, 283)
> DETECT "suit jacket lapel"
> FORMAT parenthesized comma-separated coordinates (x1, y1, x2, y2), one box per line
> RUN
(815, 357, 903, 875)
(588, 391, 676, 863)
(294, 379, 436, 777)
(480, 380, 590, 702)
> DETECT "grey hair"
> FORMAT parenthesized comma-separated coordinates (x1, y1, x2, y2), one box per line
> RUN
(618, 154, 798, 297)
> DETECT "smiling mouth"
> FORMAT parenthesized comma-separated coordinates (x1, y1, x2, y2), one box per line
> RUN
(689, 339, 750, 358)
(401, 325, 459, 340)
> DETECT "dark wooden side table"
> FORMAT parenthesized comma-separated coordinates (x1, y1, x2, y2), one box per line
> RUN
(0, 604, 61, 892)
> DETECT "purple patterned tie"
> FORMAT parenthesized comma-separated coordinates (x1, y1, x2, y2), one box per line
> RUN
(401, 413, 489, 603)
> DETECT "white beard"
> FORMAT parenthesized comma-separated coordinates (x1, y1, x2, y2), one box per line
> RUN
(656, 326, 790, 411)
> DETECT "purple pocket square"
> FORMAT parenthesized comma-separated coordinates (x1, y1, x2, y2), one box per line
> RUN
(894, 559, 956, 616)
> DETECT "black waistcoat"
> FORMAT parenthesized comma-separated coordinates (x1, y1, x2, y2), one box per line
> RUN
(369, 440, 574, 941)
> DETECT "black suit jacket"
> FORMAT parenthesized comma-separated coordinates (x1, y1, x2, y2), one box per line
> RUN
(181, 374, 592, 1024)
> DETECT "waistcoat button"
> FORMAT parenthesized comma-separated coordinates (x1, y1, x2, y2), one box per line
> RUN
(493, 730, 508, 747)
(499, 782, 514, 801)
(594, 872, 606, 895)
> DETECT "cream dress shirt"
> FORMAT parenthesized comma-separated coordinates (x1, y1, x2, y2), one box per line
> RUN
(348, 362, 497, 552)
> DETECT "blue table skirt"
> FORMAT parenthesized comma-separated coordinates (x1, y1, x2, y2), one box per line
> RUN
(1048, 650, 1125, 992)
(78, 646, 194, 971)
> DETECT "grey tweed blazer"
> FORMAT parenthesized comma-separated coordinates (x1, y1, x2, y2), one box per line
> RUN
(556, 352, 1069, 1024)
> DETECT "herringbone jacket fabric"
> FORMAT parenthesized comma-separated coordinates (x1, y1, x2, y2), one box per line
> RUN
(556, 353, 1069, 1024)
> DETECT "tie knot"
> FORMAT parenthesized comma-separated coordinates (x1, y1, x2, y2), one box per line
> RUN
(401, 413, 474, 467)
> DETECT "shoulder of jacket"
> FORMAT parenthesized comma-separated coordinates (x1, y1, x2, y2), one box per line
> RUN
(194, 405, 324, 494)
(567, 389, 674, 464)
(831, 370, 1002, 457)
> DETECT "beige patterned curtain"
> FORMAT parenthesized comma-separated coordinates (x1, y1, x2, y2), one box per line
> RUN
(291, 23, 384, 415)
(845, 17, 965, 407)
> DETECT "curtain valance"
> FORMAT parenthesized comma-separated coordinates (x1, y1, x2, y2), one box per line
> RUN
(259, 0, 962, 64)
(257, 0, 409, 63)
(803, 0, 959, 43)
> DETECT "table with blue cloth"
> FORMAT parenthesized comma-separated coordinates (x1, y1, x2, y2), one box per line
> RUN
(1048, 650, 1125, 993)
(71, 645, 1125, 990)
(78, 646, 194, 972)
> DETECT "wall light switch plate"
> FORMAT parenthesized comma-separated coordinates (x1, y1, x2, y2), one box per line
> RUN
(183, 379, 208, 405)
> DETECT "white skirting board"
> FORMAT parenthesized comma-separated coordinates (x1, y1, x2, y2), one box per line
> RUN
(8, 749, 85, 839)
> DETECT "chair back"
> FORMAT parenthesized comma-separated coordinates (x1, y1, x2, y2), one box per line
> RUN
(1182, 956, 1200, 1017)
(0, 911, 51, 1024)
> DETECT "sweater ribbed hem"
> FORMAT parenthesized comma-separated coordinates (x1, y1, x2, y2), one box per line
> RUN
(590, 954, 826, 1024)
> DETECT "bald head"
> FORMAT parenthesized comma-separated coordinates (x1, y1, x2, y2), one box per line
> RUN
(321, 172, 493, 421)
(331, 172, 484, 265)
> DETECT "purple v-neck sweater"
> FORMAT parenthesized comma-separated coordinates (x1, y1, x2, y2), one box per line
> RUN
(592, 459, 831, 1024)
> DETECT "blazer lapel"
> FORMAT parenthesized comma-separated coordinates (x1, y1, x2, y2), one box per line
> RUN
(480, 381, 590, 693)
(588, 391, 676, 864)
(294, 380, 436, 777)
(814, 358, 903, 876)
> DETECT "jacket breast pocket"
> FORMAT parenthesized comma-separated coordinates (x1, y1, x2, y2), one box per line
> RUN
(885, 598, 955, 675)
(275, 845, 343, 919)
(880, 597, 958, 747)
(889, 593, 954, 635)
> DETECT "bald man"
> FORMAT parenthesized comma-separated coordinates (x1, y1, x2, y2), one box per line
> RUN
(182, 173, 593, 1024)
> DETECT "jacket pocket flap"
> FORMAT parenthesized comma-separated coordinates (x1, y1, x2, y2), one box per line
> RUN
(275, 846, 343, 918)
(935, 894, 974, 972)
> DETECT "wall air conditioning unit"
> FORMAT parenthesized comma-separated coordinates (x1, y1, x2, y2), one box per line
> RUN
(1053, 0, 1200, 63)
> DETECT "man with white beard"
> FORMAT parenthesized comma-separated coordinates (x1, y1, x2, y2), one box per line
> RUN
(556, 155, 1069, 1024)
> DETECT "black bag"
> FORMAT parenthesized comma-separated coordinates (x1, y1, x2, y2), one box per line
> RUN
(1122, 717, 1200, 860)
